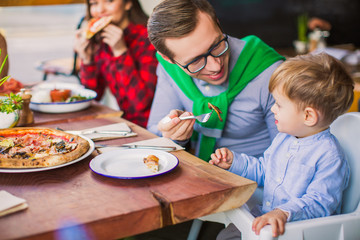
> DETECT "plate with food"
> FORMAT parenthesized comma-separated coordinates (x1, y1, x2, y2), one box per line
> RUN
(89, 149, 179, 179)
(0, 127, 95, 173)
(30, 82, 97, 113)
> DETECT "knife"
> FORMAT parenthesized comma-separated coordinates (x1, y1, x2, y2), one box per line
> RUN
(65, 130, 132, 135)
(95, 144, 176, 151)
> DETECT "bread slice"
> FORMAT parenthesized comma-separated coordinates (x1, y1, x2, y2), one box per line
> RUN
(143, 155, 159, 172)
(86, 16, 113, 39)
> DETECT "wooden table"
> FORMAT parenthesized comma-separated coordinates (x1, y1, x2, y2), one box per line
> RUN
(30, 101, 123, 126)
(0, 105, 257, 240)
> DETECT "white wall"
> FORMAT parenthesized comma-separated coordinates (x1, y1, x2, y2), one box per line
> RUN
(139, 0, 163, 16)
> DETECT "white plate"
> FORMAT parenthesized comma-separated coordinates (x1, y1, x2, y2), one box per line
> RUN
(89, 149, 179, 179)
(30, 82, 97, 113)
(0, 135, 95, 173)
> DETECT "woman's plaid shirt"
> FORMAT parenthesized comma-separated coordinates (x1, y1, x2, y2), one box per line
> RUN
(80, 23, 158, 128)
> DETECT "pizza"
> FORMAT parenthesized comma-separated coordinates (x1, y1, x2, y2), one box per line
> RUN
(143, 155, 159, 172)
(0, 127, 90, 168)
(86, 16, 113, 39)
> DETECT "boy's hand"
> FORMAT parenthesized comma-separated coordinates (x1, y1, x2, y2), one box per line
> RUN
(252, 208, 289, 237)
(209, 148, 233, 169)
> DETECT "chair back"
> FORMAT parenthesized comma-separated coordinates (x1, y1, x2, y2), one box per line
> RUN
(330, 112, 360, 214)
(71, 16, 85, 78)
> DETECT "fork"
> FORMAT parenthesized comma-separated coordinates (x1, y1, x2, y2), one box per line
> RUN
(162, 110, 213, 124)
(179, 110, 213, 123)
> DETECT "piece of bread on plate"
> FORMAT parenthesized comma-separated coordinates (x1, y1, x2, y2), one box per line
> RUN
(143, 155, 159, 173)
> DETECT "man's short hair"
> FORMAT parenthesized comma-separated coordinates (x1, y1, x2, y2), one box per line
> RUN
(269, 53, 354, 126)
(147, 0, 220, 60)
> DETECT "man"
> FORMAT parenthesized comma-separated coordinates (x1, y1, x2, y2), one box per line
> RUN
(147, 0, 284, 161)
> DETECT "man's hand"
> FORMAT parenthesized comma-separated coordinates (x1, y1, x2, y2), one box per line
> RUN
(209, 147, 233, 170)
(158, 110, 195, 141)
(252, 208, 289, 237)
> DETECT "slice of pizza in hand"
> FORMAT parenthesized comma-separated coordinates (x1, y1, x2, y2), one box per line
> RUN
(143, 155, 159, 173)
(208, 102, 223, 122)
(86, 16, 113, 39)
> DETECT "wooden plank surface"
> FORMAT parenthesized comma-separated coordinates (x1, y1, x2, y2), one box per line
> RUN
(30, 102, 123, 126)
(0, 153, 162, 239)
(0, 117, 257, 239)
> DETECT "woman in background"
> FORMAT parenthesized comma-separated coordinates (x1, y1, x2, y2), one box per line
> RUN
(74, 0, 158, 128)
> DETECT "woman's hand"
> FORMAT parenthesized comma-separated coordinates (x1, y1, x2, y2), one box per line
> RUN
(74, 29, 93, 64)
(101, 24, 128, 57)
(158, 110, 195, 141)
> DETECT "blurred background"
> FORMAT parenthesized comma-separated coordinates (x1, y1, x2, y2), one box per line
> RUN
(0, 0, 161, 84)
(208, 0, 360, 48)
(1, 0, 359, 85)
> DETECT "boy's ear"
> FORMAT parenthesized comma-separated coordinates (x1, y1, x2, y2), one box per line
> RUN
(157, 52, 174, 64)
(303, 107, 319, 127)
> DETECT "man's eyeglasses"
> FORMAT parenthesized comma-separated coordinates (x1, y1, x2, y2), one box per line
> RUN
(174, 35, 229, 74)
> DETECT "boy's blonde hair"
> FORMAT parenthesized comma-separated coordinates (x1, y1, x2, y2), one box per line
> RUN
(269, 53, 354, 126)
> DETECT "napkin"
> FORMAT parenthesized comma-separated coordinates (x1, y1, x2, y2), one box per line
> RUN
(97, 137, 185, 154)
(0, 190, 28, 217)
(81, 122, 137, 141)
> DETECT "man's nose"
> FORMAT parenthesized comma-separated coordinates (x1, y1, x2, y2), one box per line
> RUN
(205, 55, 221, 72)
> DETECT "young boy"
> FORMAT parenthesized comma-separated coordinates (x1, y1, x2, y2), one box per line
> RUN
(210, 53, 354, 238)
